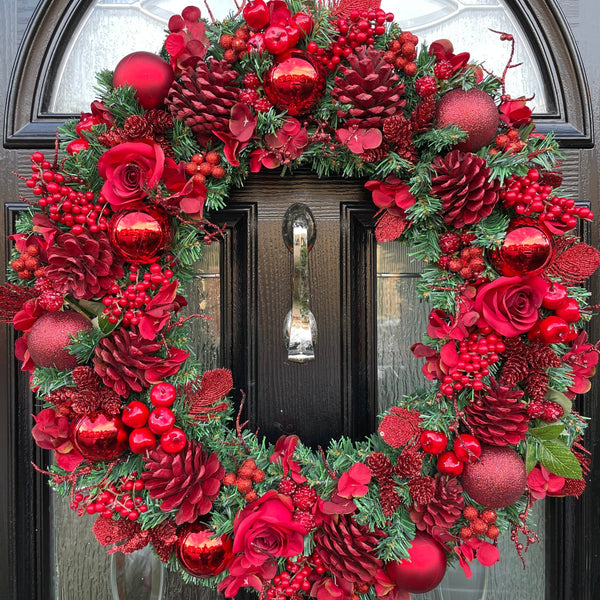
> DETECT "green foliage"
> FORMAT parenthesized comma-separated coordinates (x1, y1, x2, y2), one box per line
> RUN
(67, 327, 103, 363)
(473, 211, 510, 249)
(414, 125, 468, 160)
(32, 367, 74, 397)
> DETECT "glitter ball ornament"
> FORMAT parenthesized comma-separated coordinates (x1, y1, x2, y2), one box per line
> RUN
(462, 445, 527, 508)
(490, 217, 555, 276)
(113, 51, 174, 110)
(27, 310, 92, 370)
(176, 522, 233, 578)
(108, 205, 173, 263)
(436, 88, 499, 152)
(263, 50, 326, 116)
(71, 414, 129, 461)
(385, 531, 447, 593)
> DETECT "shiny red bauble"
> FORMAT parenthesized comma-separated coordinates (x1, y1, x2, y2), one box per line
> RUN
(420, 430, 448, 454)
(386, 532, 447, 593)
(129, 427, 157, 454)
(453, 434, 481, 462)
(437, 450, 463, 476)
(263, 50, 326, 116)
(462, 445, 527, 508)
(148, 407, 176, 435)
(113, 51, 174, 110)
(435, 88, 499, 152)
(122, 400, 150, 429)
(176, 522, 233, 578)
(71, 414, 129, 461)
(490, 218, 554, 276)
(150, 382, 177, 407)
(27, 311, 92, 370)
(161, 427, 187, 453)
(108, 205, 173, 264)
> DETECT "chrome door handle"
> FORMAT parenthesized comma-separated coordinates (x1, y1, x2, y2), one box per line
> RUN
(282, 204, 317, 362)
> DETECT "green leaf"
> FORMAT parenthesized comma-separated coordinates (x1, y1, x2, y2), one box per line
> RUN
(545, 388, 572, 416)
(529, 423, 565, 440)
(525, 442, 537, 473)
(538, 440, 582, 479)
(93, 313, 119, 335)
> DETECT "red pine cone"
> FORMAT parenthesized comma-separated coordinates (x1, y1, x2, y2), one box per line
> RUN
(331, 46, 405, 128)
(145, 109, 174, 133)
(123, 115, 153, 140)
(465, 379, 529, 446)
(314, 515, 385, 583)
(410, 96, 436, 133)
(431, 150, 500, 228)
(98, 130, 128, 148)
(45, 229, 124, 300)
(408, 475, 436, 505)
(142, 441, 224, 525)
(166, 58, 238, 145)
(382, 115, 417, 162)
(410, 474, 464, 536)
(395, 448, 423, 478)
(379, 480, 402, 516)
(367, 452, 393, 480)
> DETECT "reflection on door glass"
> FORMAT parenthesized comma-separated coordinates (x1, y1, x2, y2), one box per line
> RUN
(110, 545, 165, 600)
(49, 0, 548, 113)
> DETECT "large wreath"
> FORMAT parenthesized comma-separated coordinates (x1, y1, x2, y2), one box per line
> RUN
(3, 1, 599, 597)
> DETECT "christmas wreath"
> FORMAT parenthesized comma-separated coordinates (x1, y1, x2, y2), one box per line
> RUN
(3, 0, 600, 597)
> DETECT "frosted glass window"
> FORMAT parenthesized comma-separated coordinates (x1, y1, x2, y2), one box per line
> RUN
(49, 0, 549, 113)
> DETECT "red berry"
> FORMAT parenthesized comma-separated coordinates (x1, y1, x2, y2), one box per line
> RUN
(150, 382, 177, 407)
(463, 505, 479, 521)
(160, 427, 187, 453)
(471, 518, 488, 535)
(481, 509, 497, 524)
(554, 297, 581, 323)
(128, 427, 156, 454)
(486, 524, 500, 539)
(237, 477, 253, 494)
(147, 407, 176, 434)
(122, 401, 150, 429)
(292, 485, 318, 510)
(223, 473, 237, 486)
(252, 469, 266, 483)
(420, 430, 448, 454)
(538, 315, 571, 344)
(453, 434, 481, 463)
(542, 282, 568, 310)
(460, 525, 473, 540)
(437, 451, 463, 476)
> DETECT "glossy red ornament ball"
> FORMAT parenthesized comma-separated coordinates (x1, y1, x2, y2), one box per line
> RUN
(71, 414, 129, 461)
(176, 522, 233, 578)
(27, 310, 92, 370)
(263, 50, 326, 116)
(386, 531, 447, 593)
(462, 445, 527, 508)
(490, 217, 554, 276)
(436, 88, 499, 152)
(108, 205, 173, 264)
(113, 51, 174, 110)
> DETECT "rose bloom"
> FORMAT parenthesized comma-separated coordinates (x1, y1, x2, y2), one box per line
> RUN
(475, 275, 548, 337)
(97, 140, 165, 208)
(232, 490, 305, 566)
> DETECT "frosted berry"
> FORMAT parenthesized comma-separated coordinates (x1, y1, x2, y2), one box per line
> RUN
(541, 401, 564, 422)
(433, 60, 453, 80)
(253, 97, 272, 113)
(415, 76, 437, 98)
(242, 72, 261, 90)
(527, 401, 545, 419)
(439, 232, 461, 255)
(293, 510, 316, 533)
(38, 291, 64, 311)
(292, 484, 317, 510)
(278, 476, 297, 496)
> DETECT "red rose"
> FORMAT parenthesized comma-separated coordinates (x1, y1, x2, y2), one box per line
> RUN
(475, 275, 548, 337)
(232, 490, 305, 566)
(98, 141, 165, 208)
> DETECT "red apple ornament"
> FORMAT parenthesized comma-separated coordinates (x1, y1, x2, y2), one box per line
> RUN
(176, 522, 233, 578)
(148, 407, 176, 435)
(113, 51, 174, 110)
(122, 400, 150, 429)
(243, 0, 270, 30)
(420, 430, 448, 454)
(150, 382, 177, 407)
(161, 427, 187, 453)
(437, 450, 464, 476)
(129, 427, 157, 454)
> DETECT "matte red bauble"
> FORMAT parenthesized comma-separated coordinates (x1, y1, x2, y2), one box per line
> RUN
(462, 445, 527, 508)
(436, 88, 499, 152)
(490, 217, 554, 276)
(71, 414, 129, 461)
(176, 522, 233, 578)
(263, 50, 326, 116)
(386, 532, 447, 593)
(27, 311, 92, 370)
(108, 205, 173, 263)
(113, 51, 174, 110)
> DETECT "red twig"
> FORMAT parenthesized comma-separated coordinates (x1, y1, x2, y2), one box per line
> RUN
(236, 391, 250, 453)
(318, 446, 337, 479)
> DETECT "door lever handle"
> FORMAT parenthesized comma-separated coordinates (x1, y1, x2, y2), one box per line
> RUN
(282, 204, 317, 362)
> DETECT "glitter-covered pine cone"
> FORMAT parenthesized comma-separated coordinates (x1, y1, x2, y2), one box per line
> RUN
(331, 46, 405, 128)
(313, 515, 384, 583)
(410, 474, 464, 535)
(465, 379, 529, 446)
(166, 58, 238, 145)
(142, 441, 224, 525)
(45, 229, 123, 300)
(431, 149, 500, 228)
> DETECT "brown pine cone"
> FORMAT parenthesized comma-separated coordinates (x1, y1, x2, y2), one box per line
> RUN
(166, 58, 238, 145)
(313, 515, 385, 583)
(431, 150, 500, 228)
(142, 441, 224, 525)
(465, 378, 529, 446)
(45, 229, 123, 300)
(331, 46, 405, 128)
(411, 474, 464, 535)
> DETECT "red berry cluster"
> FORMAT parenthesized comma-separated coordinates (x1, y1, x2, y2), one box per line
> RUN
(421, 431, 482, 476)
(26, 152, 110, 234)
(264, 554, 325, 599)
(220, 27, 250, 64)
(278, 477, 318, 533)
(10, 243, 43, 281)
(437, 232, 485, 281)
(501, 168, 593, 228)
(71, 473, 147, 521)
(101, 263, 174, 326)
(222, 458, 266, 503)
(237, 74, 273, 114)
(383, 31, 419, 77)
(307, 8, 394, 71)
(440, 327, 506, 396)
(123, 382, 187, 454)
(527, 399, 564, 422)
(34, 276, 64, 311)
(185, 151, 226, 185)
(460, 506, 499, 541)
(491, 127, 525, 154)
